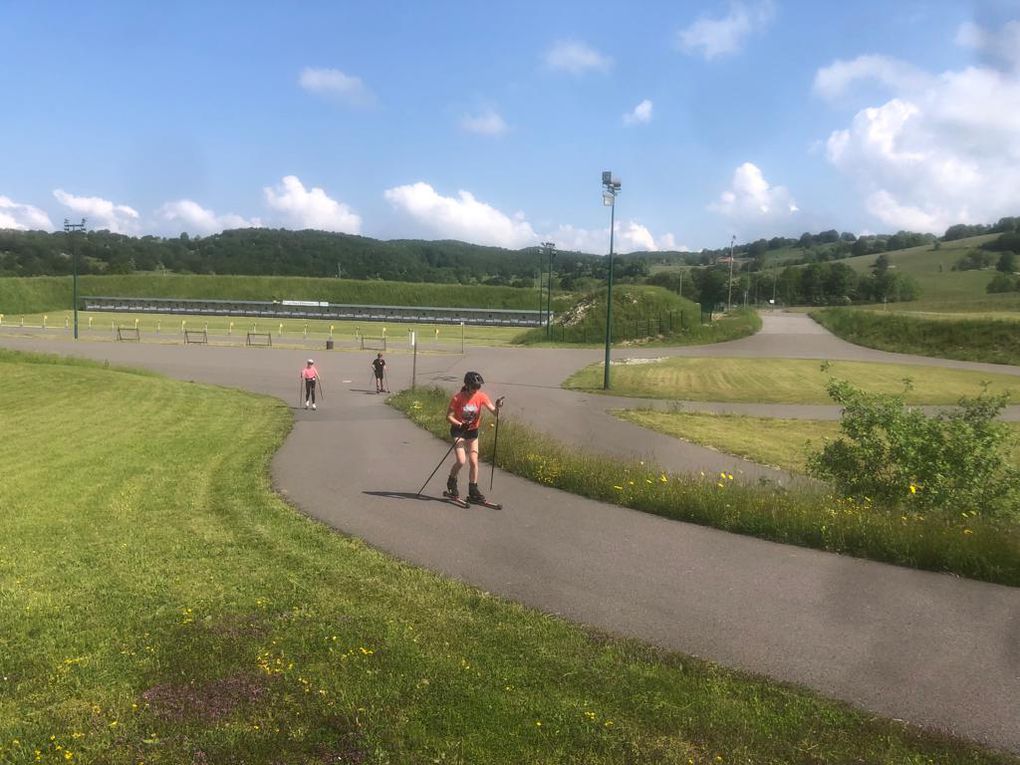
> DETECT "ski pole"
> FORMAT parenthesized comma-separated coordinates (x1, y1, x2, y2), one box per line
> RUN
(317, 377, 325, 401)
(417, 439, 458, 496)
(490, 399, 504, 491)
(299, 378, 303, 407)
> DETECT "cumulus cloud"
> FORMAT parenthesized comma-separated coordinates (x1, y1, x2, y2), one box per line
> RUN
(551, 222, 682, 254)
(813, 54, 929, 101)
(264, 176, 362, 233)
(676, 1, 775, 60)
(0, 196, 53, 230)
(709, 162, 798, 220)
(816, 21, 1020, 233)
(384, 181, 678, 252)
(53, 189, 140, 233)
(159, 199, 261, 235)
(460, 109, 508, 136)
(384, 182, 538, 248)
(298, 67, 375, 107)
(623, 99, 653, 125)
(544, 40, 612, 74)
(955, 20, 1020, 71)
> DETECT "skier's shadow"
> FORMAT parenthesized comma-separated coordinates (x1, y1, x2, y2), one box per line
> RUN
(363, 490, 445, 504)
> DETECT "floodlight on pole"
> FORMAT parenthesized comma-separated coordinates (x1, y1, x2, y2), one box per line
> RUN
(727, 234, 736, 311)
(64, 218, 87, 340)
(601, 171, 621, 390)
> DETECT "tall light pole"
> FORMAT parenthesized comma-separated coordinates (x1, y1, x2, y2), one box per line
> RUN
(602, 171, 621, 390)
(542, 241, 556, 338)
(726, 234, 736, 311)
(64, 218, 87, 340)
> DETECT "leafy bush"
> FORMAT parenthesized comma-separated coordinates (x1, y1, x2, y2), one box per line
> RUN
(986, 272, 1019, 294)
(807, 377, 1020, 520)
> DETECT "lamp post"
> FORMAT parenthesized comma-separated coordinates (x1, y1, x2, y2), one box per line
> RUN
(542, 241, 556, 338)
(64, 218, 87, 340)
(726, 234, 735, 311)
(601, 171, 621, 390)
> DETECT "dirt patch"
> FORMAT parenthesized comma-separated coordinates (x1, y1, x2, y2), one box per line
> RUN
(141, 673, 271, 722)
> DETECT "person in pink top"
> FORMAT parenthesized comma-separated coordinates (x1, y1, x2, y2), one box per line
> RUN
(300, 359, 320, 410)
(446, 371, 503, 503)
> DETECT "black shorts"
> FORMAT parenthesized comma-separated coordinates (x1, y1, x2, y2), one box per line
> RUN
(451, 426, 479, 441)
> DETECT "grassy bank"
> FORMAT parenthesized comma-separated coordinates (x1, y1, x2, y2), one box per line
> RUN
(390, 388, 1020, 586)
(813, 308, 1020, 366)
(516, 286, 760, 346)
(563, 356, 1020, 404)
(5, 354, 1016, 763)
(0, 274, 552, 315)
(614, 410, 1020, 473)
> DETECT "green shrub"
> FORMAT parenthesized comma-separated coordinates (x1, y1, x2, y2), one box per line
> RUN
(807, 378, 1020, 520)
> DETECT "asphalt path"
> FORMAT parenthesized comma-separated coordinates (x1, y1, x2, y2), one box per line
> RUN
(2, 313, 1018, 754)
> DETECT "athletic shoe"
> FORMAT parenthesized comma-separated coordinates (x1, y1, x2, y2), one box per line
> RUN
(304, 401, 309, 409)
(312, 403, 317, 410)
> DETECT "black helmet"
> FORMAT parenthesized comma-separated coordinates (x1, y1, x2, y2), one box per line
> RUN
(464, 371, 484, 388)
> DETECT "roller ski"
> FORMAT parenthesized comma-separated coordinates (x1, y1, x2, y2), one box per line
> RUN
(443, 477, 470, 508)
(467, 483, 502, 510)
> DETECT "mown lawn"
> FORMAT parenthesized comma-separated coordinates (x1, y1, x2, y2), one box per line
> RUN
(563, 357, 1020, 404)
(3, 351, 1018, 764)
(613, 410, 1020, 474)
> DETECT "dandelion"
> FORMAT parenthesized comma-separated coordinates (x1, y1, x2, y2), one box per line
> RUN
(659, 474, 668, 483)
(963, 529, 974, 535)
(717, 482, 725, 489)
(909, 484, 918, 494)
(613, 485, 623, 490)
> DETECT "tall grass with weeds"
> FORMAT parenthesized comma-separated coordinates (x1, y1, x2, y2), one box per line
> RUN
(5, 351, 1015, 763)
(813, 307, 1020, 365)
(392, 388, 1020, 586)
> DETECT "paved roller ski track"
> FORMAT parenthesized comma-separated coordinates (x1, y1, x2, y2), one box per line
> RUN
(2, 313, 1018, 754)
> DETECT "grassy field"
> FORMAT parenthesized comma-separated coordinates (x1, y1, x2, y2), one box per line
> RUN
(5, 353, 1016, 763)
(812, 308, 1020, 367)
(0, 274, 566, 315)
(615, 410, 1020, 474)
(3, 310, 526, 349)
(563, 357, 1020, 404)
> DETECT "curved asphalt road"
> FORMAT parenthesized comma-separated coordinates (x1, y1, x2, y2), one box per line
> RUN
(2, 313, 1018, 755)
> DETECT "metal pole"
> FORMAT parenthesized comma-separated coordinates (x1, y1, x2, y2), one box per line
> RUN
(64, 218, 86, 340)
(603, 192, 616, 390)
(727, 234, 735, 311)
(543, 242, 555, 338)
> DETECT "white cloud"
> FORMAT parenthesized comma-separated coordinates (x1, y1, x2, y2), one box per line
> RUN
(460, 109, 508, 136)
(817, 23, 1020, 233)
(384, 182, 538, 248)
(544, 40, 612, 74)
(298, 67, 375, 107)
(159, 199, 261, 235)
(384, 181, 678, 252)
(955, 20, 1020, 71)
(623, 99, 653, 126)
(709, 162, 798, 219)
(264, 176, 362, 233)
(813, 55, 929, 101)
(0, 196, 53, 230)
(53, 189, 140, 233)
(551, 221, 681, 253)
(676, 1, 775, 60)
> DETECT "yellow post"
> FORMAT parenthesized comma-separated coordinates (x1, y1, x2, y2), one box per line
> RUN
(435, 327, 439, 339)
(181, 320, 186, 333)
(42, 315, 47, 328)
(279, 322, 284, 336)
(157, 321, 161, 334)
(228, 321, 233, 335)
(20, 316, 24, 327)
(65, 316, 69, 329)
(303, 322, 308, 339)
(329, 324, 334, 338)
(0, 314, 4, 325)
(134, 318, 139, 328)
(88, 316, 93, 328)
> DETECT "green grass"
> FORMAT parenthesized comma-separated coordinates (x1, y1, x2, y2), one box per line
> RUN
(390, 388, 1020, 587)
(0, 274, 553, 315)
(517, 286, 760, 346)
(4, 356, 1015, 763)
(563, 357, 1020, 404)
(613, 410, 1020, 474)
(814, 308, 1020, 366)
(5, 310, 526, 348)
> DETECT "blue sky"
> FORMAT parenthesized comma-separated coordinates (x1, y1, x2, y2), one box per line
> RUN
(2, 0, 1019, 252)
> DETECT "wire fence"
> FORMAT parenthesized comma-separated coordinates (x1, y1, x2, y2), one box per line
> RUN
(538, 309, 702, 343)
